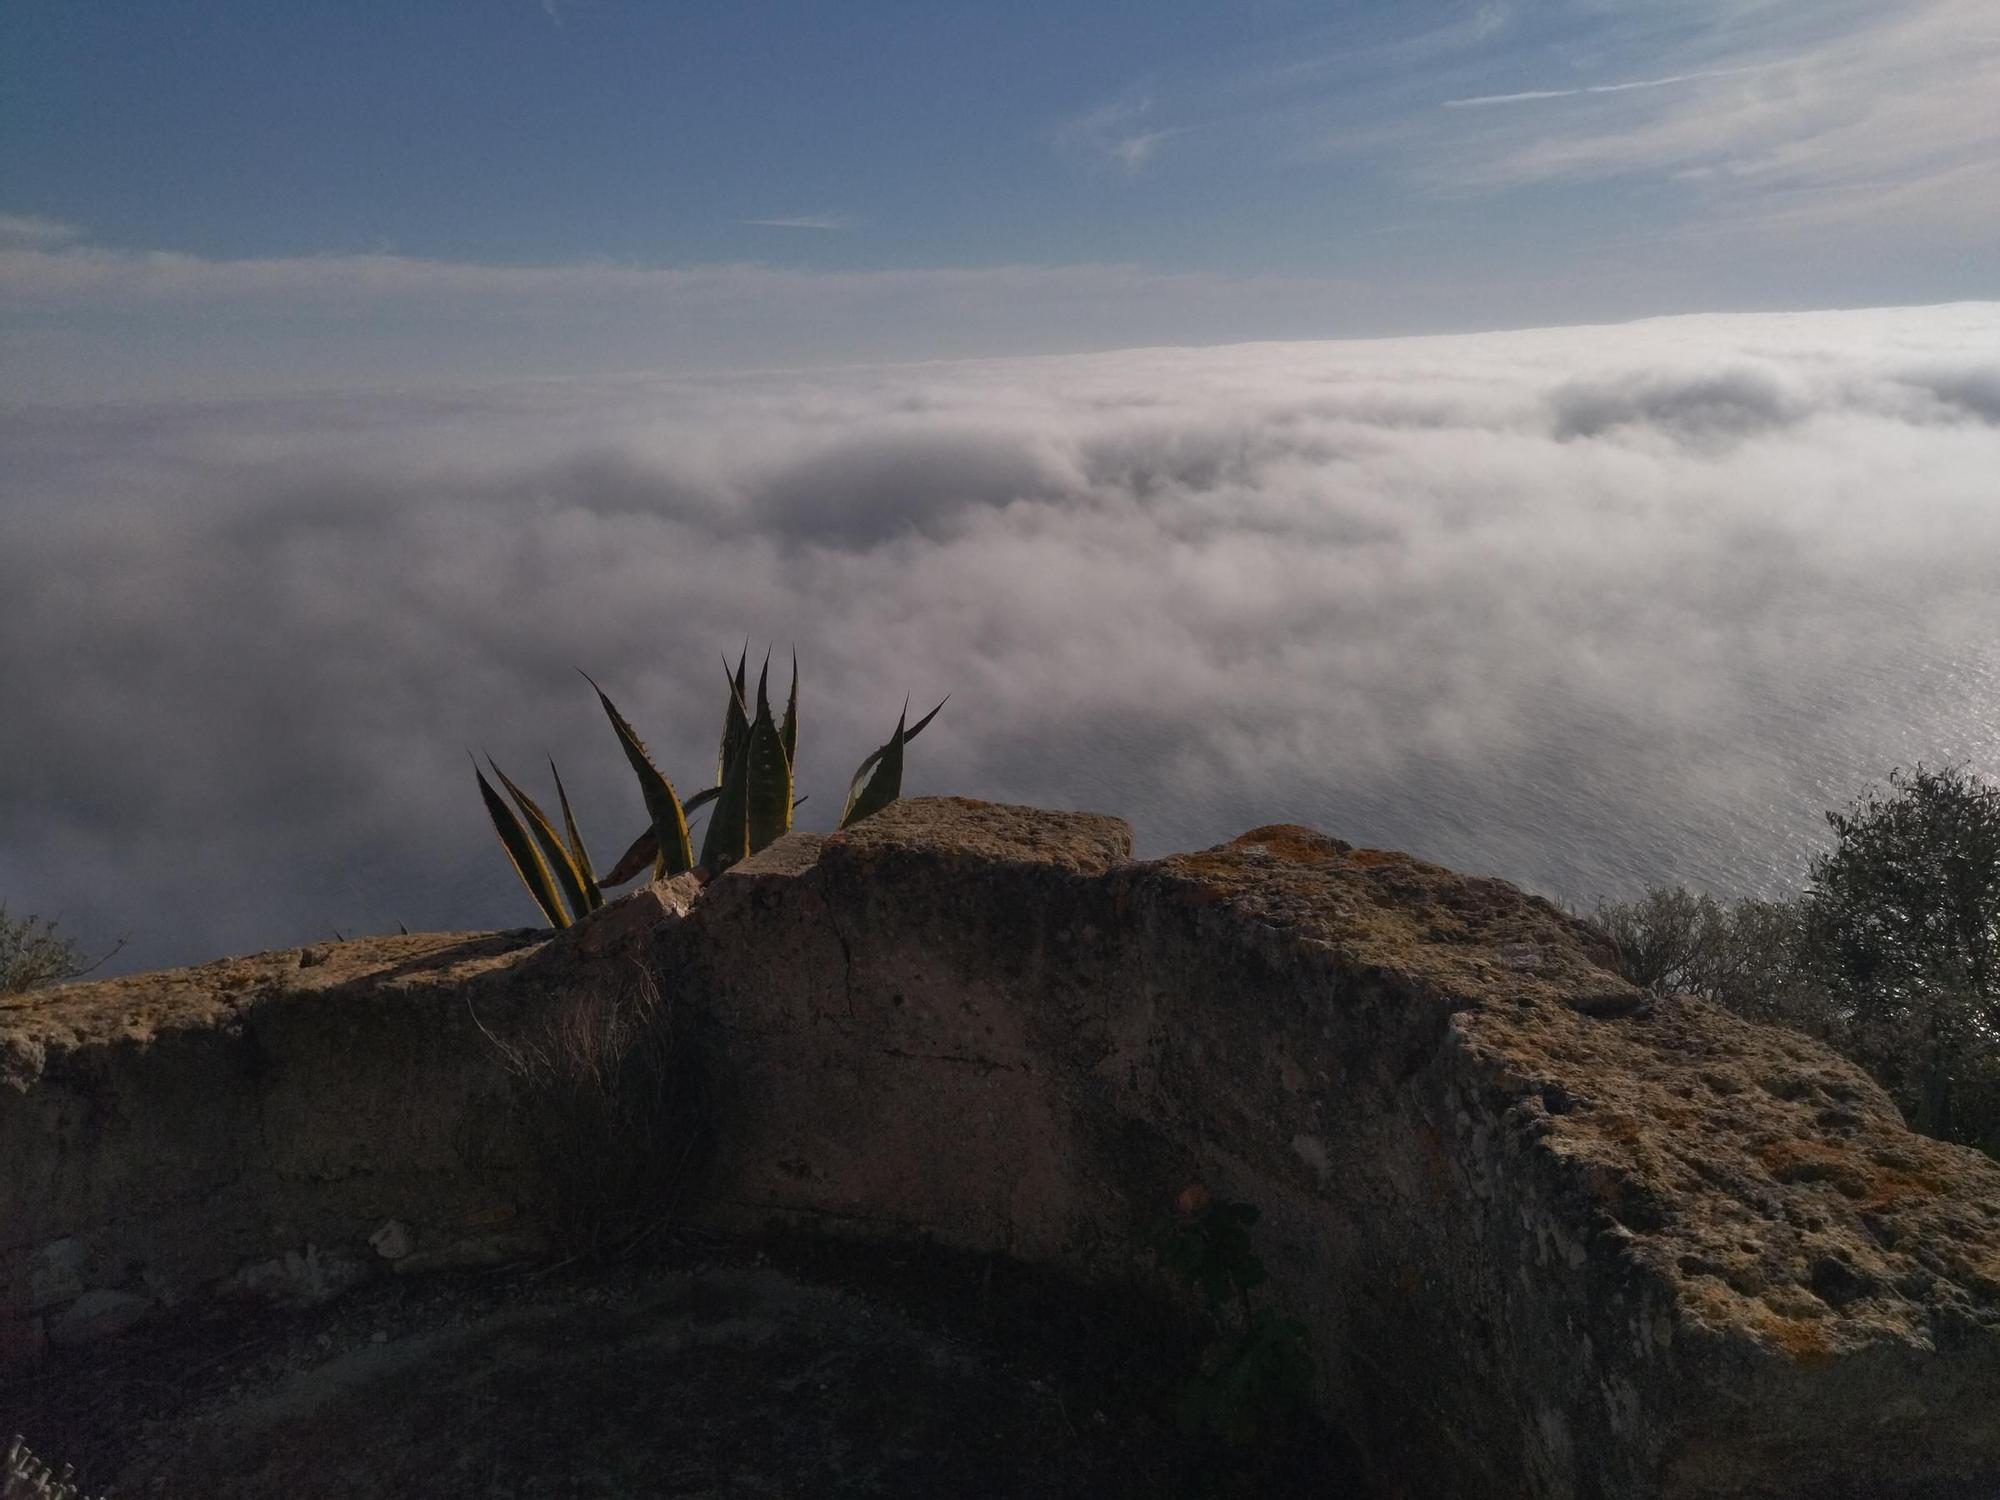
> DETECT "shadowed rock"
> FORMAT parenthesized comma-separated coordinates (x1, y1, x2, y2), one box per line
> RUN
(4, 798, 1997, 1498)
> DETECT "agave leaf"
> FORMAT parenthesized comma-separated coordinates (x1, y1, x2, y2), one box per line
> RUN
(779, 648, 799, 771)
(474, 758, 570, 928)
(602, 784, 724, 888)
(700, 665, 753, 873)
(581, 672, 693, 877)
(548, 758, 603, 912)
(746, 655, 793, 853)
(700, 737, 751, 874)
(489, 757, 594, 923)
(839, 694, 947, 825)
(718, 647, 750, 787)
(840, 704, 907, 830)
(602, 826, 658, 888)
(904, 692, 949, 745)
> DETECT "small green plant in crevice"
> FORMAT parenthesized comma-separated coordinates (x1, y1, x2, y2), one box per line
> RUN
(475, 646, 946, 928)
(1150, 1183, 1316, 1447)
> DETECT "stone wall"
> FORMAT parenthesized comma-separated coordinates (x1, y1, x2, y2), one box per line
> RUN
(662, 800, 2000, 1499)
(0, 932, 549, 1364)
(5, 797, 1998, 1498)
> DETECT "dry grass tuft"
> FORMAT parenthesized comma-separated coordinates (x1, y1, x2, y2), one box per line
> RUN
(5, 1436, 106, 1500)
(482, 964, 708, 1259)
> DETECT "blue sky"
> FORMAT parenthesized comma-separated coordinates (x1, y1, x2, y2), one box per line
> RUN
(3, 0, 1996, 395)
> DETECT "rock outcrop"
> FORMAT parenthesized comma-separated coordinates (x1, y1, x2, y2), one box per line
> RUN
(666, 800, 2000, 1498)
(5, 798, 1998, 1499)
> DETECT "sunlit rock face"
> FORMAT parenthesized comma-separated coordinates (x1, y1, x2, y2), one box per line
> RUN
(5, 797, 1999, 1498)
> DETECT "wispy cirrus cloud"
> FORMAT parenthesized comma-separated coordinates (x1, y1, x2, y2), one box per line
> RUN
(0, 231, 1387, 399)
(1059, 0, 1998, 249)
(1055, 94, 1188, 176)
(1241, 0, 1513, 95)
(1418, 0, 2000, 233)
(742, 213, 859, 231)
(0, 212, 84, 246)
(1105, 129, 1180, 172)
(1442, 65, 1765, 110)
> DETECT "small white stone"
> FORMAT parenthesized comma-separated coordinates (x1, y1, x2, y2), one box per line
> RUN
(1291, 1132, 1330, 1175)
(369, 1219, 414, 1260)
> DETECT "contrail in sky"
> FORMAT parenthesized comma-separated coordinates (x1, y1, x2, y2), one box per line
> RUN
(1444, 65, 1764, 108)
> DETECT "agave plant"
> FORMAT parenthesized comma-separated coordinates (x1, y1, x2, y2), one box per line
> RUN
(472, 753, 605, 930)
(476, 648, 944, 927)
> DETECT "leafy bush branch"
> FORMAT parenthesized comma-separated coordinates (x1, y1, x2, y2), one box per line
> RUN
(1589, 762, 2000, 1156)
(1151, 1184, 1315, 1446)
(1, 908, 124, 997)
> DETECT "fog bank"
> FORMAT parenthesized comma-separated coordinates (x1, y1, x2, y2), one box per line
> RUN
(3, 303, 1996, 974)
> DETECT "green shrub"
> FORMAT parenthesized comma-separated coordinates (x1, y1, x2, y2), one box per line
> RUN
(1587, 763, 2000, 1157)
(0, 907, 121, 996)
(1150, 1184, 1315, 1446)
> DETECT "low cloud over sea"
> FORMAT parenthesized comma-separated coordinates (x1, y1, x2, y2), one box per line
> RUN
(5, 302, 1996, 973)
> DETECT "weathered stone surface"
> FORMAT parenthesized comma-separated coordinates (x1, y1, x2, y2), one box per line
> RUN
(567, 873, 705, 961)
(27, 1237, 86, 1312)
(229, 1244, 368, 1307)
(50, 1288, 153, 1346)
(660, 800, 2000, 1500)
(0, 1313, 46, 1368)
(4, 798, 1997, 1498)
(0, 928, 555, 1362)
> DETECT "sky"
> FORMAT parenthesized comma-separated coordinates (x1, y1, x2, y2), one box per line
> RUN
(1, 4, 1997, 975)
(3, 0, 1997, 396)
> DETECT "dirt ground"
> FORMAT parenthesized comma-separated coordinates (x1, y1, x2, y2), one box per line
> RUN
(4, 1234, 1364, 1499)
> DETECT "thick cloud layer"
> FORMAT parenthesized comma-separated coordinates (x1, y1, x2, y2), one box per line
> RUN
(4, 304, 1997, 974)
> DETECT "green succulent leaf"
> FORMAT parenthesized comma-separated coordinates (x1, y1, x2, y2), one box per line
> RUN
(840, 695, 946, 826)
(474, 758, 570, 928)
(840, 703, 907, 830)
(488, 757, 595, 924)
(779, 648, 799, 771)
(581, 672, 694, 877)
(602, 784, 723, 889)
(548, 758, 603, 912)
(719, 646, 750, 787)
(602, 827, 657, 889)
(746, 654, 794, 853)
(699, 666, 753, 874)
